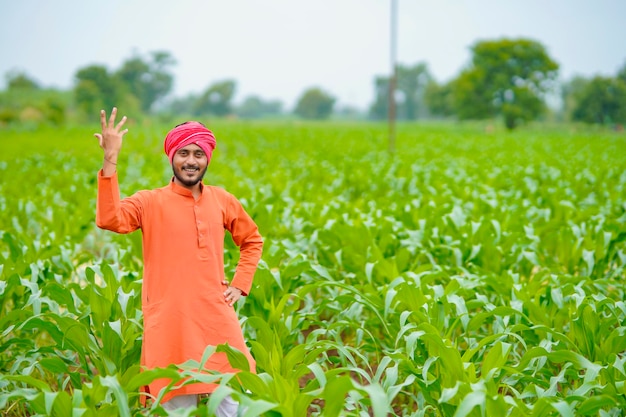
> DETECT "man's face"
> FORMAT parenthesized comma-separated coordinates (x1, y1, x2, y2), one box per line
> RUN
(172, 144, 208, 188)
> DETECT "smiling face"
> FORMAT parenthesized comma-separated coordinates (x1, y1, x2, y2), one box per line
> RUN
(171, 143, 208, 190)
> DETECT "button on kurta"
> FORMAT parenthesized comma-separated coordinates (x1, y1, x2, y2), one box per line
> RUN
(193, 204, 209, 248)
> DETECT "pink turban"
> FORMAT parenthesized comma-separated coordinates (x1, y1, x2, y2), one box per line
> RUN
(163, 122, 217, 164)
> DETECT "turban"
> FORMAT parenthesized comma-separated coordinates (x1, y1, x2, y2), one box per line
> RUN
(163, 122, 217, 165)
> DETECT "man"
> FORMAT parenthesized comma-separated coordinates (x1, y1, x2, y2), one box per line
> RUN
(94, 108, 263, 414)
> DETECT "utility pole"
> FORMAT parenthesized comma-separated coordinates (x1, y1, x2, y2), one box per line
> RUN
(388, 0, 398, 154)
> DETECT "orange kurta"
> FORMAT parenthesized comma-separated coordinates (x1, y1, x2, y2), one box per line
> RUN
(96, 171, 263, 403)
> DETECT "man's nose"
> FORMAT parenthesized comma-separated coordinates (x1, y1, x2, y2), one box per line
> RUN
(185, 155, 198, 164)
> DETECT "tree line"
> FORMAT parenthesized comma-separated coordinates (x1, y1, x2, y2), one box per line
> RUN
(1, 38, 625, 130)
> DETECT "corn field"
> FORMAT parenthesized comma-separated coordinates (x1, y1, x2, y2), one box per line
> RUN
(1, 122, 625, 416)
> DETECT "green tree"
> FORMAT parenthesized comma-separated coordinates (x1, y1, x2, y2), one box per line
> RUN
(294, 87, 335, 120)
(0, 71, 68, 126)
(193, 80, 236, 117)
(41, 95, 67, 126)
(236, 95, 283, 119)
(561, 76, 590, 121)
(165, 93, 197, 117)
(618, 61, 626, 84)
(454, 38, 559, 129)
(116, 51, 175, 112)
(6, 71, 40, 90)
(572, 76, 626, 125)
(1, 71, 39, 124)
(454, 67, 493, 119)
(74, 65, 121, 117)
(369, 76, 391, 121)
(424, 80, 455, 118)
(396, 63, 432, 119)
(369, 62, 432, 120)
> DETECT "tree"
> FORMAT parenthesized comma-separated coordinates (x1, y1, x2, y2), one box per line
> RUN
(572, 76, 626, 125)
(0, 71, 68, 126)
(561, 76, 590, 121)
(396, 63, 432, 119)
(618, 61, 626, 84)
(424, 80, 455, 118)
(74, 65, 121, 116)
(454, 67, 493, 119)
(369, 62, 432, 120)
(165, 93, 198, 117)
(6, 71, 40, 90)
(454, 38, 559, 129)
(40, 95, 67, 126)
(193, 80, 236, 117)
(1, 71, 40, 124)
(369, 76, 391, 121)
(236, 95, 283, 119)
(116, 51, 175, 112)
(294, 87, 335, 120)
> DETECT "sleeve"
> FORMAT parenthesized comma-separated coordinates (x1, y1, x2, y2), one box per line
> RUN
(223, 194, 264, 296)
(96, 170, 144, 234)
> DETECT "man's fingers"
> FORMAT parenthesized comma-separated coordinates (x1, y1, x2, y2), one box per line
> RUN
(223, 284, 242, 308)
(93, 133, 103, 148)
(100, 109, 107, 129)
(224, 286, 242, 307)
(108, 107, 118, 127)
(116, 116, 127, 131)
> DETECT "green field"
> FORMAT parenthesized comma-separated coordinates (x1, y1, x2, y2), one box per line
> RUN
(1, 121, 625, 416)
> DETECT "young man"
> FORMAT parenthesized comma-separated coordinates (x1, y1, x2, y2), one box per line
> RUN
(94, 108, 263, 414)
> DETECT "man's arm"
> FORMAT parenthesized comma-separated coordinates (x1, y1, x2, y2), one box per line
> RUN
(94, 107, 127, 177)
(94, 108, 142, 234)
(223, 196, 264, 306)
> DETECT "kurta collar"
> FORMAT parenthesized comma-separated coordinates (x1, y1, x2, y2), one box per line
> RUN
(169, 178, 204, 197)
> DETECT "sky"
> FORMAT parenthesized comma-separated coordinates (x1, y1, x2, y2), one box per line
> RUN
(1, 0, 625, 110)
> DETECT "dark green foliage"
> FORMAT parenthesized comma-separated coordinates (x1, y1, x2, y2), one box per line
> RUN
(572, 76, 626, 125)
(424, 80, 455, 118)
(115, 51, 175, 112)
(294, 87, 335, 120)
(236, 95, 283, 119)
(6, 71, 40, 90)
(73, 51, 175, 120)
(617, 60, 626, 84)
(453, 38, 559, 129)
(74, 64, 122, 116)
(193, 79, 237, 117)
(0, 72, 68, 127)
(561, 75, 591, 122)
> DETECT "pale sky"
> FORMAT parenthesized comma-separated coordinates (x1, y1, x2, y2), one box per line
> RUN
(1, 0, 624, 110)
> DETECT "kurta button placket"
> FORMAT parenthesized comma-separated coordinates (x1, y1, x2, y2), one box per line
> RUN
(194, 201, 208, 248)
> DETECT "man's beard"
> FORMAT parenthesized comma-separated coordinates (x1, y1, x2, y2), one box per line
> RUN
(173, 165, 207, 187)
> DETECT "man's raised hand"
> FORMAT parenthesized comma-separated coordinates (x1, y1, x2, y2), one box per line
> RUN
(94, 107, 128, 174)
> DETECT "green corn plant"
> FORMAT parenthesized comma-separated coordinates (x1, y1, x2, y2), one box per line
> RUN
(2, 122, 626, 416)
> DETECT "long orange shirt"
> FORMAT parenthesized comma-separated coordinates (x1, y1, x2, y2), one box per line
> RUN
(96, 171, 263, 403)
